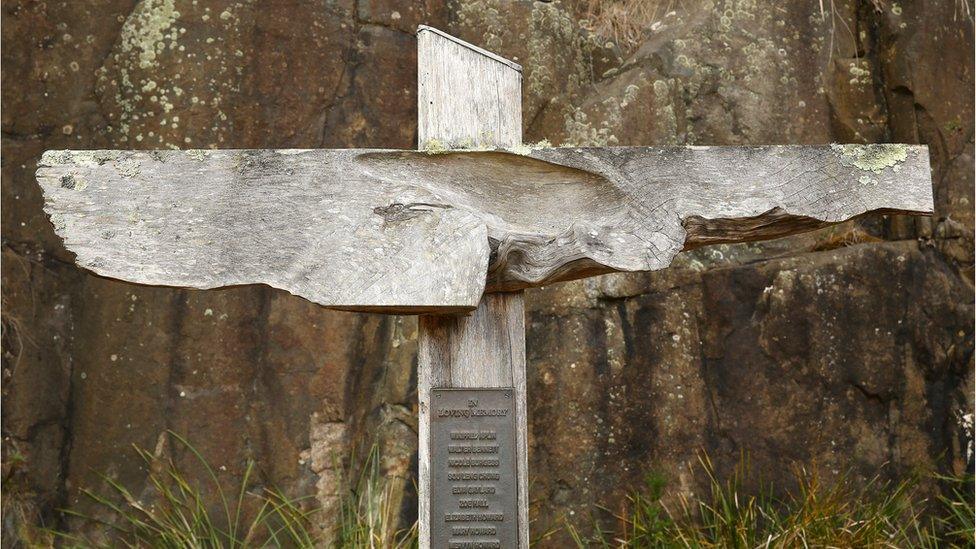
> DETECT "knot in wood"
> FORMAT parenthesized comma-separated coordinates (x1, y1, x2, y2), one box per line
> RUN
(373, 201, 451, 223)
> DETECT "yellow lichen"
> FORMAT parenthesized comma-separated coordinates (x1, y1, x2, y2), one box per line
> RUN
(119, 0, 180, 70)
(831, 143, 909, 173)
(507, 139, 552, 155)
(421, 139, 447, 154)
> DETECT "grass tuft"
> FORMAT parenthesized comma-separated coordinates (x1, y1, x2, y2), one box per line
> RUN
(332, 444, 417, 548)
(567, 454, 974, 548)
(46, 432, 417, 548)
(39, 436, 973, 548)
(577, 0, 677, 52)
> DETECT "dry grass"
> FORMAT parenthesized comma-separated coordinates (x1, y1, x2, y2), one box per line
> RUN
(29, 436, 975, 548)
(955, 0, 975, 22)
(579, 0, 972, 62)
(331, 444, 417, 549)
(577, 0, 677, 51)
(45, 433, 417, 548)
(567, 454, 974, 548)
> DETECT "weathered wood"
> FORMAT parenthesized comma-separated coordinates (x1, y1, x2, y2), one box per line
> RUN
(37, 148, 489, 314)
(417, 25, 522, 150)
(416, 26, 530, 549)
(418, 295, 528, 548)
(37, 144, 934, 311)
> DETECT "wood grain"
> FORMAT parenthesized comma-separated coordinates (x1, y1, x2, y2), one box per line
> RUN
(37, 144, 934, 310)
(415, 26, 530, 548)
(417, 25, 522, 150)
(417, 294, 528, 546)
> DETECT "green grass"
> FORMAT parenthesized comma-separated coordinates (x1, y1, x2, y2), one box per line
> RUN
(41, 437, 971, 548)
(566, 454, 974, 548)
(331, 444, 417, 549)
(48, 432, 416, 548)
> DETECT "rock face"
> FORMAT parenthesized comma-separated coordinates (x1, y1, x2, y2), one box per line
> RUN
(1, 0, 972, 546)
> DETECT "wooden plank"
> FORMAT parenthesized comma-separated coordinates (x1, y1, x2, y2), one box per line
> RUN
(415, 26, 530, 548)
(37, 144, 934, 310)
(417, 25, 521, 149)
(417, 301, 528, 547)
(35, 148, 488, 313)
(447, 294, 524, 388)
(417, 316, 452, 549)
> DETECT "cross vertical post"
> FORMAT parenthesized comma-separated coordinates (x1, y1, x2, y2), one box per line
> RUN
(416, 26, 531, 548)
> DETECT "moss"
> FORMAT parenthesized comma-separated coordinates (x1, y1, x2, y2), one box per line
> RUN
(456, 0, 505, 52)
(944, 118, 963, 132)
(831, 143, 909, 173)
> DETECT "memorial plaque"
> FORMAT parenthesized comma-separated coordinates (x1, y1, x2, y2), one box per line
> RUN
(430, 388, 519, 549)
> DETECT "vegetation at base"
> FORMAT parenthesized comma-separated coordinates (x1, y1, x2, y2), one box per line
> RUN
(36, 436, 972, 548)
(46, 431, 417, 548)
(565, 455, 974, 548)
(331, 444, 417, 549)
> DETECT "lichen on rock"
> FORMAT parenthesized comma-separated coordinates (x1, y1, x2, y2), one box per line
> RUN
(119, 0, 180, 70)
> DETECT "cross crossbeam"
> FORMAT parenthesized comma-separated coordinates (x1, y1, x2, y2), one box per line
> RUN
(37, 144, 932, 314)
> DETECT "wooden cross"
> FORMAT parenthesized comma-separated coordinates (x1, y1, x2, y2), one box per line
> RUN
(36, 26, 933, 549)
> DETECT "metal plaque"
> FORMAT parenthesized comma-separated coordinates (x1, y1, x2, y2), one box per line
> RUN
(431, 388, 519, 549)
